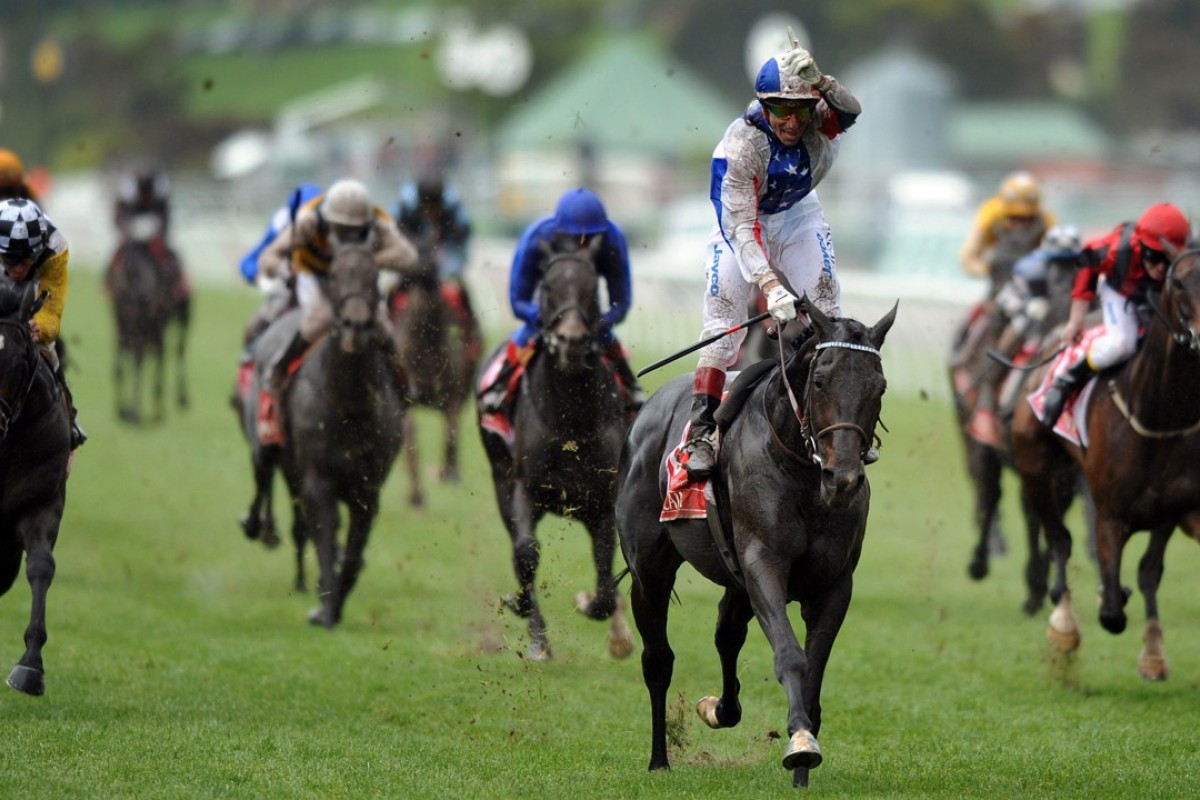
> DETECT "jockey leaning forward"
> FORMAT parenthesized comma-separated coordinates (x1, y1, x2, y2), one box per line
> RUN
(238, 182, 323, 348)
(967, 224, 1083, 445)
(681, 39, 862, 481)
(254, 178, 418, 445)
(108, 165, 189, 305)
(1040, 202, 1192, 428)
(477, 186, 645, 438)
(960, 171, 1056, 297)
(0, 198, 85, 449)
(392, 175, 480, 358)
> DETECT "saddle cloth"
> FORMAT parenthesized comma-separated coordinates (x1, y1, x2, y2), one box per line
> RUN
(1026, 327, 1104, 448)
(661, 422, 712, 522)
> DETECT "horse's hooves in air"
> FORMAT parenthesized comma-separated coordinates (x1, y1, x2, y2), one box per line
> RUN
(967, 557, 988, 581)
(409, 491, 424, 508)
(307, 607, 337, 629)
(239, 513, 258, 541)
(259, 525, 281, 549)
(574, 590, 615, 620)
(7, 664, 45, 696)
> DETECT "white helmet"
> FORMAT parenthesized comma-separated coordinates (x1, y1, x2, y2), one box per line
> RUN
(321, 180, 372, 226)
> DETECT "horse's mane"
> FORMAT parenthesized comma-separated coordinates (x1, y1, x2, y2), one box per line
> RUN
(0, 274, 27, 320)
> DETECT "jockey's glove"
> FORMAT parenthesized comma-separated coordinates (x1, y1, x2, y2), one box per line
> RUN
(764, 283, 799, 324)
(780, 47, 823, 86)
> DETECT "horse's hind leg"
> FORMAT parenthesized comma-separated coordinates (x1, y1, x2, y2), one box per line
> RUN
(7, 512, 61, 696)
(696, 588, 753, 730)
(1019, 490, 1049, 616)
(575, 512, 618, 620)
(440, 403, 463, 483)
(151, 342, 167, 424)
(967, 442, 1003, 581)
(327, 493, 379, 626)
(1136, 525, 1172, 681)
(174, 304, 190, 409)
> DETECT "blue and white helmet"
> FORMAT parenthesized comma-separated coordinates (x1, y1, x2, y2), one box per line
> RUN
(1043, 224, 1081, 260)
(0, 198, 49, 261)
(755, 55, 821, 102)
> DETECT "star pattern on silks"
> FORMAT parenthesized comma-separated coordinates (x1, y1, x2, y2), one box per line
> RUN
(762, 148, 813, 213)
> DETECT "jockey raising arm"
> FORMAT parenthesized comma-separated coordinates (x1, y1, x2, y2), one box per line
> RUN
(681, 40, 861, 480)
(1040, 203, 1192, 428)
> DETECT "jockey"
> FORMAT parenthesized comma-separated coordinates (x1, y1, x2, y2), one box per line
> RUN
(238, 182, 322, 347)
(0, 198, 85, 449)
(477, 187, 643, 425)
(960, 171, 1056, 296)
(968, 224, 1082, 444)
(392, 175, 479, 350)
(0, 149, 39, 202)
(1041, 202, 1192, 428)
(255, 178, 418, 444)
(681, 41, 861, 481)
(109, 165, 188, 304)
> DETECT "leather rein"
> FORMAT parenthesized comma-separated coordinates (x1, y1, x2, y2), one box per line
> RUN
(0, 318, 43, 440)
(765, 327, 881, 465)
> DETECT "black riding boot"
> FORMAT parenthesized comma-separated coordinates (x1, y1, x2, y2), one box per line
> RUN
(608, 348, 646, 412)
(56, 368, 86, 450)
(1041, 358, 1096, 429)
(683, 392, 722, 481)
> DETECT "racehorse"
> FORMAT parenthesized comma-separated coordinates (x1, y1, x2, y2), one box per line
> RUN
(616, 298, 896, 787)
(107, 240, 189, 424)
(389, 239, 479, 506)
(948, 255, 1078, 613)
(241, 243, 406, 625)
(1012, 250, 1200, 679)
(476, 242, 633, 662)
(0, 276, 71, 696)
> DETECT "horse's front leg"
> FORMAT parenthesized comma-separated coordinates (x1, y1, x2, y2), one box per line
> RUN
(402, 414, 424, 507)
(151, 341, 167, 424)
(1136, 524, 1172, 680)
(1018, 490, 1049, 616)
(174, 303, 190, 409)
(331, 489, 380, 626)
(696, 588, 754, 731)
(742, 555, 821, 776)
(967, 441, 1003, 580)
(502, 481, 549, 660)
(441, 403, 462, 483)
(7, 507, 62, 696)
(627, 552, 682, 772)
(574, 510, 634, 659)
(1094, 513, 1132, 635)
(792, 575, 854, 788)
(302, 477, 342, 628)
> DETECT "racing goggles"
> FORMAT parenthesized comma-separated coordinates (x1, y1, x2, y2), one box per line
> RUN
(762, 101, 814, 122)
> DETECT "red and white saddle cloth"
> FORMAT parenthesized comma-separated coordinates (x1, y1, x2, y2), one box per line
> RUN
(1026, 327, 1104, 448)
(661, 422, 714, 522)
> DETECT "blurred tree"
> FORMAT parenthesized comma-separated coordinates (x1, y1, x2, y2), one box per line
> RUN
(1114, 0, 1200, 132)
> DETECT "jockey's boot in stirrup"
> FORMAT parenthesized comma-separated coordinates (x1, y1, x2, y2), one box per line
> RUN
(683, 367, 725, 482)
(258, 333, 307, 444)
(606, 343, 646, 412)
(56, 368, 87, 450)
(1040, 358, 1096, 429)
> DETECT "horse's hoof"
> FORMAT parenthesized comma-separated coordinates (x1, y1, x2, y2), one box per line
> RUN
(239, 513, 258, 541)
(7, 665, 45, 696)
(696, 696, 723, 729)
(782, 730, 822, 770)
(260, 526, 281, 549)
(440, 467, 461, 484)
(410, 492, 424, 508)
(1099, 611, 1127, 635)
(307, 608, 336, 629)
(1138, 653, 1169, 682)
(525, 641, 552, 662)
(502, 593, 532, 618)
(574, 590, 614, 620)
(967, 559, 988, 581)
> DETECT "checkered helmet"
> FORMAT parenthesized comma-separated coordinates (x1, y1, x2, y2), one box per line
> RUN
(0, 198, 49, 261)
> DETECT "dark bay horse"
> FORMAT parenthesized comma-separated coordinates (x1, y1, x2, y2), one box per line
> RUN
(107, 240, 189, 424)
(0, 277, 71, 696)
(477, 245, 633, 662)
(948, 256, 1078, 613)
(1012, 250, 1200, 679)
(617, 299, 896, 788)
(242, 243, 406, 625)
(389, 240, 479, 506)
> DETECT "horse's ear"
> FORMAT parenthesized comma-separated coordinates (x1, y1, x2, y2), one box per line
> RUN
(585, 233, 604, 257)
(868, 300, 899, 350)
(801, 293, 832, 337)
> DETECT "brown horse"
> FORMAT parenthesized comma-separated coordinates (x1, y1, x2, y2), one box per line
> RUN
(617, 298, 895, 788)
(0, 276, 71, 696)
(948, 254, 1078, 613)
(1012, 249, 1200, 679)
(389, 241, 479, 507)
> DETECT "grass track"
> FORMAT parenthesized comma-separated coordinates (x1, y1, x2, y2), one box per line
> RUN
(3, 269, 1200, 798)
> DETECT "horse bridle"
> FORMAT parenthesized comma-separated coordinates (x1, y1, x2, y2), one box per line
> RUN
(1146, 250, 1200, 355)
(769, 330, 881, 466)
(0, 318, 41, 439)
(539, 253, 599, 355)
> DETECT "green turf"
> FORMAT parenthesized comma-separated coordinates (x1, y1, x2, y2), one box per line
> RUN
(2, 268, 1200, 798)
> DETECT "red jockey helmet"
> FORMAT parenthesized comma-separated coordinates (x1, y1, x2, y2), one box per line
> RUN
(1134, 203, 1190, 253)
